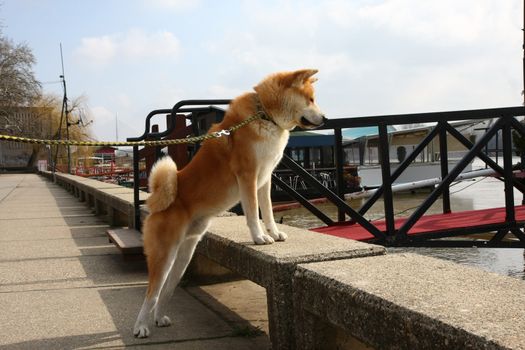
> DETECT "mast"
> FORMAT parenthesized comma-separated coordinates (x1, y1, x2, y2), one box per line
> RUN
(59, 43, 71, 173)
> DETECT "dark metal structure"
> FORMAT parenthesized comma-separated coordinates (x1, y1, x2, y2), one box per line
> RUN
(282, 106, 525, 248)
(129, 102, 525, 248)
(127, 99, 231, 230)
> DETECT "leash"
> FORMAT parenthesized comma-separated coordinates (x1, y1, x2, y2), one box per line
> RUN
(0, 109, 273, 147)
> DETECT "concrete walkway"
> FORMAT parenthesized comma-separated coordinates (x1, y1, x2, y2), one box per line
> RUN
(0, 174, 270, 349)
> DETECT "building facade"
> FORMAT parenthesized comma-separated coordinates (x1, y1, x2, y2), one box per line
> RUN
(0, 107, 52, 170)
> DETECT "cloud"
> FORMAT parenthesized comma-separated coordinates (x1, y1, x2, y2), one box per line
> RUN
(201, 0, 521, 117)
(152, 85, 188, 109)
(74, 35, 116, 66)
(91, 105, 114, 120)
(147, 0, 201, 11)
(358, 0, 520, 45)
(207, 84, 244, 99)
(90, 104, 145, 142)
(89, 105, 117, 141)
(74, 29, 181, 68)
(69, 0, 521, 144)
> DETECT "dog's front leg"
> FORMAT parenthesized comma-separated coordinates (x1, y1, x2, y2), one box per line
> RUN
(238, 175, 275, 244)
(258, 180, 287, 241)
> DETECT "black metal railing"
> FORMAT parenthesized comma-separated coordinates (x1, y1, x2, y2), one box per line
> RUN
(276, 106, 525, 247)
(127, 100, 231, 229)
(129, 102, 525, 247)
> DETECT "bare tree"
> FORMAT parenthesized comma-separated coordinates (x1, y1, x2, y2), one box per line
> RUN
(0, 30, 41, 110)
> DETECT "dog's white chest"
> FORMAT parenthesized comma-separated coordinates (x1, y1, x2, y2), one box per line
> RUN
(254, 130, 289, 184)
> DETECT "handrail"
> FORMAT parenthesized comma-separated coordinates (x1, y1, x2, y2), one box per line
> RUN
(281, 155, 387, 240)
(280, 106, 525, 246)
(396, 118, 505, 240)
(127, 100, 231, 142)
(128, 102, 525, 247)
(318, 106, 525, 130)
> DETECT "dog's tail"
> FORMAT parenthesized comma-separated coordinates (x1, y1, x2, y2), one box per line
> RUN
(146, 156, 178, 213)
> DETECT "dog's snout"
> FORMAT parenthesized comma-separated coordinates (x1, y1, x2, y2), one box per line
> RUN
(321, 115, 328, 123)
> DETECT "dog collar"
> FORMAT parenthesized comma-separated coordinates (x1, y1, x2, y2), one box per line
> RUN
(254, 95, 277, 126)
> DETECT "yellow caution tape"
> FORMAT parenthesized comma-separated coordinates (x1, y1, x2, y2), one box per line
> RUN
(0, 113, 265, 147)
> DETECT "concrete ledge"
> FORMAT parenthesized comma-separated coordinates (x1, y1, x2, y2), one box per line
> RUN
(199, 216, 385, 287)
(197, 216, 386, 349)
(39, 172, 525, 349)
(40, 171, 149, 228)
(293, 253, 525, 350)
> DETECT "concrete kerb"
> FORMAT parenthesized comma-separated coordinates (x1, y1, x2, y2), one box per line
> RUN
(41, 171, 148, 228)
(292, 254, 525, 350)
(196, 216, 386, 350)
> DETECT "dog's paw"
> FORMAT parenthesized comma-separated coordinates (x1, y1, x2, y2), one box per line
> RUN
(253, 234, 275, 245)
(133, 324, 150, 338)
(268, 230, 288, 241)
(155, 315, 172, 327)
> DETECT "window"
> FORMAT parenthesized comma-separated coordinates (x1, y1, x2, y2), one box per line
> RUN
(290, 148, 306, 167)
(310, 147, 321, 168)
(321, 146, 334, 167)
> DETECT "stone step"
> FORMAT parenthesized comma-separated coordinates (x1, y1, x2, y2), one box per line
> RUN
(107, 228, 143, 255)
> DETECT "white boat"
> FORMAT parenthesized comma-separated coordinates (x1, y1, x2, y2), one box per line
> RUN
(358, 160, 473, 188)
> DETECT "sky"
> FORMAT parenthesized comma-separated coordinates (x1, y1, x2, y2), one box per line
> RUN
(1, 0, 524, 141)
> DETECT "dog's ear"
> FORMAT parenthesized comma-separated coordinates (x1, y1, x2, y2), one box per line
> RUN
(281, 69, 318, 88)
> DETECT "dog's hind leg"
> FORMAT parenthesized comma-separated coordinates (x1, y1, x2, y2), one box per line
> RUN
(153, 236, 203, 325)
(153, 219, 210, 327)
(258, 180, 287, 241)
(133, 214, 191, 338)
(133, 237, 182, 338)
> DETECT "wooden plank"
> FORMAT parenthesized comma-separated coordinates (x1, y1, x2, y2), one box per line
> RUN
(107, 228, 143, 255)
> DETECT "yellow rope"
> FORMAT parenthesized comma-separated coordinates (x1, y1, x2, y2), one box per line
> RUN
(0, 113, 264, 147)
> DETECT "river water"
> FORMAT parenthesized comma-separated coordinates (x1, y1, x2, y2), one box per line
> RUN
(275, 169, 525, 280)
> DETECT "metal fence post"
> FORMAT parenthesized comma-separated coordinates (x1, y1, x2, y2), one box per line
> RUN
(378, 123, 395, 236)
(439, 122, 451, 213)
(334, 128, 346, 222)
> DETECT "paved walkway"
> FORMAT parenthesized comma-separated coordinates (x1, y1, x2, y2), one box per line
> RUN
(0, 173, 270, 349)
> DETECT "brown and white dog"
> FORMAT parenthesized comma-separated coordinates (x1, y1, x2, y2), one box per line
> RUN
(133, 69, 326, 338)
